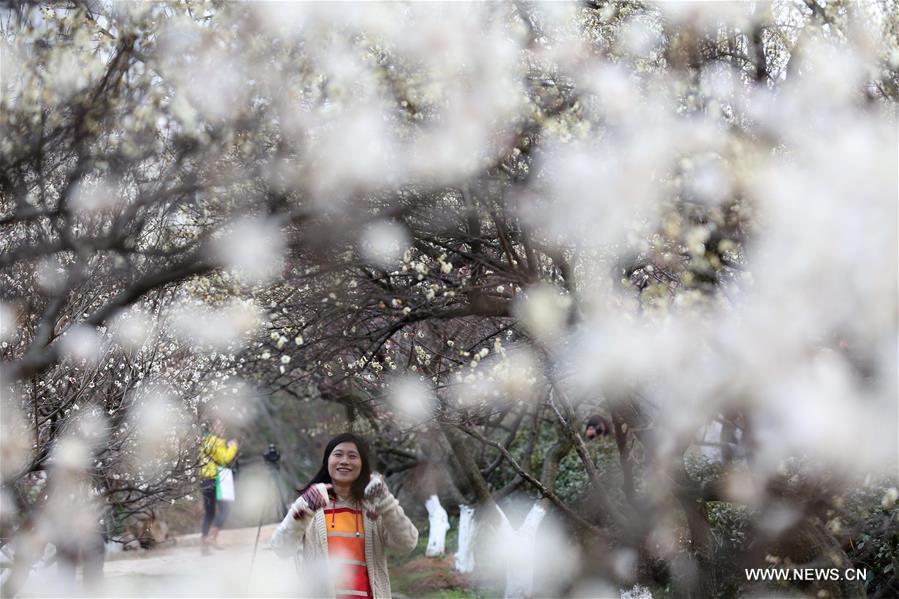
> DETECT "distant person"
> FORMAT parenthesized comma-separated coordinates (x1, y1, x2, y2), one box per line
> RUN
(270, 432, 418, 598)
(585, 414, 610, 440)
(200, 418, 238, 555)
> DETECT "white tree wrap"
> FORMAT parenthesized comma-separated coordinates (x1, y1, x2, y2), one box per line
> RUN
(425, 494, 450, 557)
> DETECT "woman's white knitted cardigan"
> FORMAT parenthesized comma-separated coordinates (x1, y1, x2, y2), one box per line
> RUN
(270, 494, 418, 598)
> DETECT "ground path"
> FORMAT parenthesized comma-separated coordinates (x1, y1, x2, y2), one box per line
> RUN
(19, 524, 307, 597)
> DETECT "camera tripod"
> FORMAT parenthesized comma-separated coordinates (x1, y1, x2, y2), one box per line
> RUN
(249, 443, 291, 574)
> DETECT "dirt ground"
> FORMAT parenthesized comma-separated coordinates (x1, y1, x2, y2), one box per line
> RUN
(16, 523, 467, 597)
(18, 524, 297, 597)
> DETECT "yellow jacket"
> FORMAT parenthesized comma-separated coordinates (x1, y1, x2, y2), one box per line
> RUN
(200, 434, 238, 479)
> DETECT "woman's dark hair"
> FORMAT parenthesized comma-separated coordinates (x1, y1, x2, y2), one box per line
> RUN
(585, 414, 609, 437)
(300, 432, 372, 501)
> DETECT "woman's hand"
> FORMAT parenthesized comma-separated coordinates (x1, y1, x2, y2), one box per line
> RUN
(303, 483, 331, 510)
(363, 473, 390, 519)
(291, 483, 331, 520)
(364, 473, 387, 502)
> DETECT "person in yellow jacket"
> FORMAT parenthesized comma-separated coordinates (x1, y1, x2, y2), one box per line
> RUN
(200, 418, 238, 555)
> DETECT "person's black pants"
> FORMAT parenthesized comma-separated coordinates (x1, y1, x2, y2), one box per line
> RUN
(201, 478, 229, 536)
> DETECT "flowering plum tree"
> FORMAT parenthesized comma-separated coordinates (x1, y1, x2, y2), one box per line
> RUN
(1, 1, 897, 597)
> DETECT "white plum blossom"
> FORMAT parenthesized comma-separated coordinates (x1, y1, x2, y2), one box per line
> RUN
(170, 299, 262, 352)
(513, 284, 571, 345)
(387, 375, 436, 424)
(210, 217, 286, 285)
(359, 220, 412, 269)
(68, 178, 118, 213)
(0, 302, 16, 342)
(109, 309, 153, 351)
(58, 325, 104, 365)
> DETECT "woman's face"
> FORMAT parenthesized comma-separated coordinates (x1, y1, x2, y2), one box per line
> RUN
(327, 441, 362, 486)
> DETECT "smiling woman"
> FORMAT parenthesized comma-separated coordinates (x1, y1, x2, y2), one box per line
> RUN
(270, 433, 418, 599)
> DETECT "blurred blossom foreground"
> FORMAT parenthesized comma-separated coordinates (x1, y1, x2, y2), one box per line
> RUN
(1, 1, 897, 598)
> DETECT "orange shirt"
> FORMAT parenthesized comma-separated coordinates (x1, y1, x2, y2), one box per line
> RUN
(324, 499, 371, 599)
